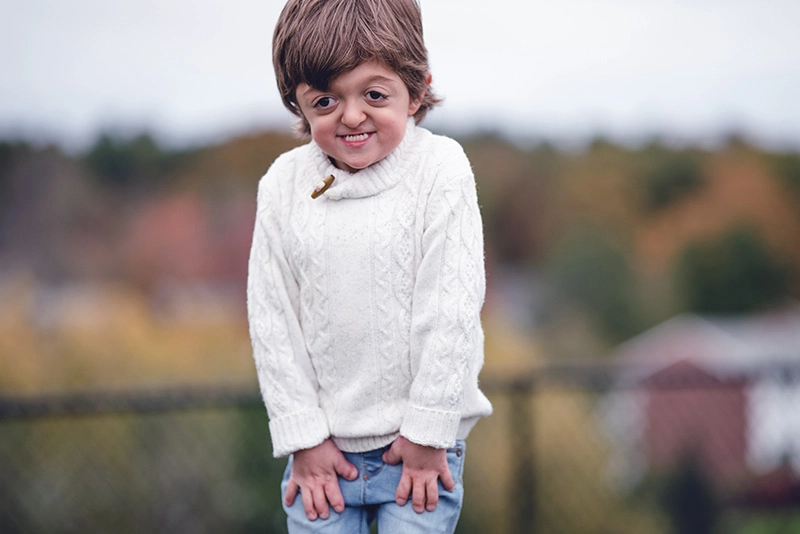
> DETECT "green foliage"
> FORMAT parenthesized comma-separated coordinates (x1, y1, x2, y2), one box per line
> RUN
(232, 409, 288, 533)
(587, 135, 623, 153)
(0, 408, 291, 533)
(546, 230, 640, 342)
(0, 140, 30, 209)
(0, 140, 24, 174)
(734, 513, 800, 534)
(83, 132, 189, 189)
(638, 147, 705, 212)
(771, 152, 800, 197)
(465, 134, 555, 266)
(675, 227, 790, 314)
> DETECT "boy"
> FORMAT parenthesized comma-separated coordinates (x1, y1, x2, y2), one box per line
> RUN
(247, 0, 492, 532)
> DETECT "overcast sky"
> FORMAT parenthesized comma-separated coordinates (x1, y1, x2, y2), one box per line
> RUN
(3, 0, 800, 150)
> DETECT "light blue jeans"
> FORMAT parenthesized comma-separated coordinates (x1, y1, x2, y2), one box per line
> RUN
(281, 441, 466, 534)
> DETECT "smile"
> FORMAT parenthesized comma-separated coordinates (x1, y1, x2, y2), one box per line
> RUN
(341, 133, 371, 142)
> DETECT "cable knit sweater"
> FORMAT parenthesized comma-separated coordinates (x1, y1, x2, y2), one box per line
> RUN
(247, 119, 492, 458)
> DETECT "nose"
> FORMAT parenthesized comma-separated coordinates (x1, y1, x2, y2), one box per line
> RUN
(340, 100, 366, 129)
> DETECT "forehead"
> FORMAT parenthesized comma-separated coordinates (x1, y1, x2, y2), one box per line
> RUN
(300, 61, 405, 95)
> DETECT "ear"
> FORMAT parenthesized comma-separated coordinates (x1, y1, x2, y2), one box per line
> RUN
(408, 72, 432, 116)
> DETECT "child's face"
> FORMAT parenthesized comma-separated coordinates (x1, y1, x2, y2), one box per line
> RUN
(295, 62, 424, 173)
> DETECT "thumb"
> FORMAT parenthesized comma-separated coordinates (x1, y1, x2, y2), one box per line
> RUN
(382, 445, 400, 465)
(440, 467, 456, 492)
(284, 478, 299, 506)
(336, 456, 359, 481)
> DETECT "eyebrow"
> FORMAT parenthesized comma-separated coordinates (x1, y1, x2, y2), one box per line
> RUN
(301, 74, 400, 98)
(299, 85, 320, 98)
(363, 75, 396, 85)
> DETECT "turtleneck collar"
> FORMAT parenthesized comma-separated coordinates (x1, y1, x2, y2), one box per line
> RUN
(308, 118, 419, 200)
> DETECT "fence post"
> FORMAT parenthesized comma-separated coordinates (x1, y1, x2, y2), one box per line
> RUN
(509, 384, 536, 534)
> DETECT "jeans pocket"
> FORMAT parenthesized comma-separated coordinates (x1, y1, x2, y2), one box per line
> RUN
(445, 440, 466, 484)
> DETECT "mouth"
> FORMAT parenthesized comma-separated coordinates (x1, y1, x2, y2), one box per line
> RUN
(339, 132, 373, 145)
(343, 133, 370, 142)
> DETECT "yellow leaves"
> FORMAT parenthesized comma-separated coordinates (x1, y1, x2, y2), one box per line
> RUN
(0, 278, 253, 393)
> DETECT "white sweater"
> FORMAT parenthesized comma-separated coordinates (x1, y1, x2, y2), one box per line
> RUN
(247, 119, 492, 458)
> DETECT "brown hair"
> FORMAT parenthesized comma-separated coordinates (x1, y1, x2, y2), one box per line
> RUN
(273, 0, 441, 135)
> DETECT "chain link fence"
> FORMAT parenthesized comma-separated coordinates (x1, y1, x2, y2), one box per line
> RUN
(2, 363, 800, 533)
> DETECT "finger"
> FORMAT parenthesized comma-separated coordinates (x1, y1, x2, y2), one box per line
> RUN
(440, 466, 456, 493)
(382, 446, 399, 466)
(324, 479, 346, 514)
(300, 486, 317, 521)
(395, 473, 411, 506)
(310, 485, 331, 520)
(411, 478, 426, 514)
(285, 479, 299, 506)
(336, 456, 359, 481)
(425, 478, 439, 512)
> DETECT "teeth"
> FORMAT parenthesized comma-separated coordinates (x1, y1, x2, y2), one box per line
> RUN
(344, 133, 369, 142)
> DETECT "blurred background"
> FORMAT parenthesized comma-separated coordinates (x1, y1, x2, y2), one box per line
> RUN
(2, 1, 800, 533)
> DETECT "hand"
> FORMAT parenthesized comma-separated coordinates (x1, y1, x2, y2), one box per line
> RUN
(382, 436, 455, 513)
(285, 439, 359, 521)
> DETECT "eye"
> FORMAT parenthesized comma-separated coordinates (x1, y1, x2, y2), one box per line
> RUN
(366, 90, 386, 102)
(314, 96, 335, 110)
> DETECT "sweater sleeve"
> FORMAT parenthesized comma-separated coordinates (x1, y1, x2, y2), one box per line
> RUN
(247, 164, 329, 457)
(401, 143, 487, 448)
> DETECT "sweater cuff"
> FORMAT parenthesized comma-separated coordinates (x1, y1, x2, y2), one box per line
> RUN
(268, 407, 329, 458)
(400, 405, 461, 449)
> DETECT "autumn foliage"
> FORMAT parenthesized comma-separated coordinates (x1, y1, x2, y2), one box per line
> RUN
(1, 130, 799, 392)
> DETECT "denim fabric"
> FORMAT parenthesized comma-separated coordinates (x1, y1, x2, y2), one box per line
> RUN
(281, 441, 466, 534)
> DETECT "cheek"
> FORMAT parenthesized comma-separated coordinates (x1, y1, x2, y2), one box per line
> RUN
(307, 119, 331, 143)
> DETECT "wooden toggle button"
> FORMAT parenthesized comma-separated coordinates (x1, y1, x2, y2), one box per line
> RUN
(311, 175, 335, 199)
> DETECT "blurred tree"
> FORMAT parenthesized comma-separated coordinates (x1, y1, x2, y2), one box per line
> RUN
(486, 178, 547, 265)
(0, 140, 19, 178)
(772, 152, 800, 198)
(638, 146, 705, 212)
(675, 227, 790, 314)
(545, 230, 640, 342)
(167, 131, 301, 194)
(231, 409, 288, 533)
(463, 133, 555, 266)
(84, 132, 189, 189)
(587, 135, 619, 152)
(0, 141, 30, 213)
(0, 143, 107, 281)
(661, 456, 719, 534)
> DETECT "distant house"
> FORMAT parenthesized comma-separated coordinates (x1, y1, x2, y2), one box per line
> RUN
(638, 359, 749, 485)
(123, 192, 256, 320)
(602, 306, 800, 492)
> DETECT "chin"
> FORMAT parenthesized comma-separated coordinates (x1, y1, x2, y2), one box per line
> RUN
(340, 159, 374, 172)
